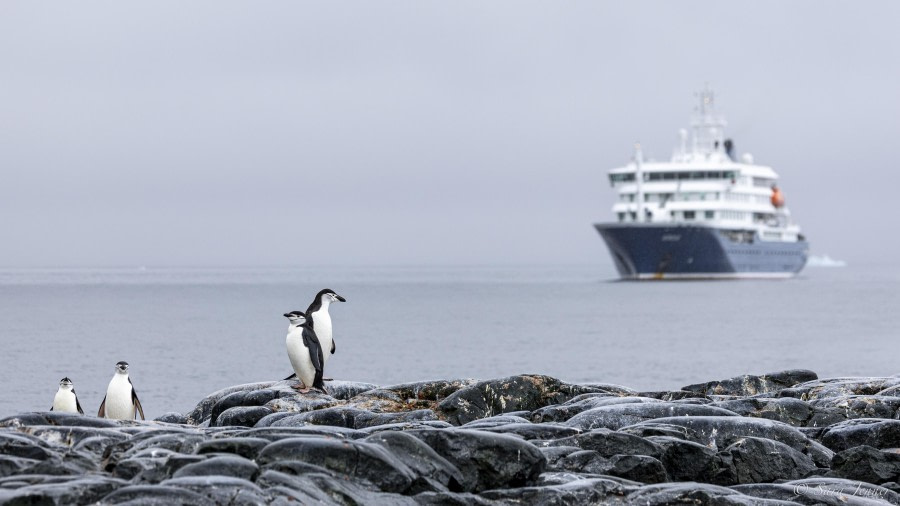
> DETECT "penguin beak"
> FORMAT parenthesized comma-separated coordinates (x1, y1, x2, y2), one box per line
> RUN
(335, 295, 346, 302)
(283, 313, 291, 318)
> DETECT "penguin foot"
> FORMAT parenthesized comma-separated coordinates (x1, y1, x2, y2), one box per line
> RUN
(291, 382, 310, 393)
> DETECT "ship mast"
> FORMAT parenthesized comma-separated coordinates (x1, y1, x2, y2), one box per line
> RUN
(691, 85, 727, 158)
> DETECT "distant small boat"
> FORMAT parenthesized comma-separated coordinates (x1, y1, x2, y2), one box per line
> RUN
(594, 87, 809, 280)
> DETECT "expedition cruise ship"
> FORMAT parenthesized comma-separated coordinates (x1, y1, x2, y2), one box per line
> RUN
(594, 88, 809, 279)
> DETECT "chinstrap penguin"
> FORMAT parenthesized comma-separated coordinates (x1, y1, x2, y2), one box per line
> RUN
(305, 288, 345, 364)
(98, 361, 145, 420)
(284, 288, 346, 382)
(51, 377, 83, 414)
(283, 311, 326, 394)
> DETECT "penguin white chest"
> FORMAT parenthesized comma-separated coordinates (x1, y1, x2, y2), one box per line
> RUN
(286, 328, 317, 388)
(53, 389, 78, 413)
(105, 375, 135, 420)
(311, 312, 333, 364)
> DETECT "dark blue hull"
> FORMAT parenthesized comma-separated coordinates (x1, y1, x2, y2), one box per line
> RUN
(594, 223, 808, 279)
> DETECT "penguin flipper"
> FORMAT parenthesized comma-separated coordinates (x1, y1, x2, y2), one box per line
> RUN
(129, 379, 145, 420)
(283, 373, 297, 381)
(98, 395, 107, 418)
(331, 340, 336, 354)
(74, 391, 84, 415)
(302, 327, 325, 375)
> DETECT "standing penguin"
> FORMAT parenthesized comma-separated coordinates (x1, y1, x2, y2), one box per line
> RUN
(50, 377, 83, 414)
(305, 288, 346, 365)
(283, 311, 326, 393)
(98, 361, 145, 420)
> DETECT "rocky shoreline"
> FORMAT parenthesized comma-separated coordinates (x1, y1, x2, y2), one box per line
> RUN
(2, 370, 900, 505)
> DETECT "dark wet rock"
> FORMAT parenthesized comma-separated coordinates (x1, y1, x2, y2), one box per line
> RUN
(618, 421, 697, 440)
(796, 376, 900, 401)
(820, 418, 900, 452)
(256, 436, 416, 493)
(538, 445, 582, 467)
(274, 405, 438, 429)
(639, 390, 712, 401)
(22, 425, 130, 448)
(193, 436, 270, 459)
(207, 389, 282, 426)
(262, 395, 342, 415)
(100, 484, 217, 505)
(0, 413, 53, 428)
(24, 452, 99, 475)
(163, 476, 270, 505)
(712, 397, 813, 426)
(213, 405, 273, 427)
(807, 395, 900, 426)
(251, 411, 297, 427)
(646, 435, 718, 482)
(623, 416, 832, 466)
(407, 428, 546, 492)
(529, 395, 648, 423)
(475, 422, 581, 440)
(184, 381, 277, 425)
(712, 436, 817, 485)
(682, 369, 819, 397)
(103, 432, 206, 470)
(544, 428, 662, 459)
(461, 414, 532, 428)
(0, 432, 60, 461)
(358, 420, 454, 435)
(414, 491, 493, 505)
(154, 412, 188, 424)
(381, 379, 479, 403)
(479, 476, 636, 505)
(255, 469, 340, 504)
(365, 430, 466, 493)
(1, 476, 127, 506)
(171, 455, 259, 481)
(437, 375, 606, 426)
(608, 454, 667, 484)
(267, 466, 418, 505)
(0, 456, 39, 478)
(626, 482, 772, 505)
(111, 451, 207, 483)
(828, 445, 900, 484)
(564, 402, 738, 431)
(236, 424, 364, 440)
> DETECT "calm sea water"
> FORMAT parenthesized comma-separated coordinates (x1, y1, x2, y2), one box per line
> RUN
(0, 264, 897, 419)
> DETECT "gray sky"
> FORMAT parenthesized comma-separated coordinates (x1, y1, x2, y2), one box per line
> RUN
(2, 1, 897, 267)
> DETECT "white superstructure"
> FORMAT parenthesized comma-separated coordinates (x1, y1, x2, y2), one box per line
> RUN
(607, 87, 804, 245)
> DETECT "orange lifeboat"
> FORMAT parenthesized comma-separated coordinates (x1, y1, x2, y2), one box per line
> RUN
(770, 185, 785, 208)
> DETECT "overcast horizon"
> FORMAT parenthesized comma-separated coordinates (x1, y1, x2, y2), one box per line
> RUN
(2, 2, 898, 269)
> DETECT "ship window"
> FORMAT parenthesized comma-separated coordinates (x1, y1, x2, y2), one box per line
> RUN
(691, 171, 705, 179)
(609, 173, 636, 185)
(705, 211, 714, 219)
(629, 211, 637, 221)
(684, 211, 695, 220)
(617, 212, 625, 222)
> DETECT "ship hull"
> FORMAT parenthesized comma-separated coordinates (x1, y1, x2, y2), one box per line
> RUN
(594, 223, 808, 280)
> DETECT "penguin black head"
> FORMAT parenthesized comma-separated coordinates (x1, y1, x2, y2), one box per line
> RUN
(59, 377, 73, 388)
(115, 361, 129, 373)
(284, 311, 306, 324)
(318, 289, 346, 303)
